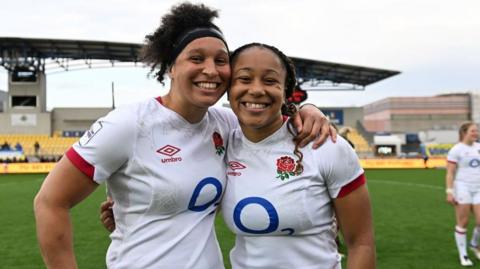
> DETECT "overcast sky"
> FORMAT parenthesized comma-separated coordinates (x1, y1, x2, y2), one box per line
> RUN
(1, 0, 479, 109)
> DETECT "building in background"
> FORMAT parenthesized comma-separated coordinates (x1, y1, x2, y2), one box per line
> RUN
(360, 92, 479, 157)
(0, 90, 6, 112)
(321, 107, 363, 128)
(363, 93, 471, 133)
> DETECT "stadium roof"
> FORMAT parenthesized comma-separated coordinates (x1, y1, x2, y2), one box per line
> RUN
(291, 56, 400, 88)
(0, 37, 399, 88)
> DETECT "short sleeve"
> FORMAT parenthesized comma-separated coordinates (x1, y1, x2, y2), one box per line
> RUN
(447, 145, 460, 164)
(66, 105, 136, 184)
(315, 137, 365, 198)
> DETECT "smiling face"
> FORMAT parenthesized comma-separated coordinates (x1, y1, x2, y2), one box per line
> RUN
(169, 37, 230, 111)
(463, 124, 479, 144)
(229, 47, 287, 141)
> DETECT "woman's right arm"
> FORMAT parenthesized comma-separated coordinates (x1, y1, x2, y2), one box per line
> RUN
(445, 161, 457, 205)
(334, 185, 375, 269)
(34, 156, 98, 269)
(319, 137, 375, 268)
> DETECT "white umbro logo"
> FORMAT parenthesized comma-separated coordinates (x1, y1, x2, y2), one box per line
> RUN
(157, 145, 181, 156)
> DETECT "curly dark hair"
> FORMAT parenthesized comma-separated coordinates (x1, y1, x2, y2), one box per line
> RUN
(142, 2, 223, 84)
(230, 43, 303, 175)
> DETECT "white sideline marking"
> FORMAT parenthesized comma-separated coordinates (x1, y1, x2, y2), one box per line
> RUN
(368, 179, 443, 191)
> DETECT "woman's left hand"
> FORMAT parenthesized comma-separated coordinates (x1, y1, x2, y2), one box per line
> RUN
(292, 104, 337, 149)
(100, 198, 115, 232)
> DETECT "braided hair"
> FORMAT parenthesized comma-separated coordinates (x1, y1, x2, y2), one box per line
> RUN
(230, 43, 303, 175)
(141, 2, 223, 85)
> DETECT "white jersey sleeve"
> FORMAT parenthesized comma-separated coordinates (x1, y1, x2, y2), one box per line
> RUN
(315, 136, 365, 198)
(447, 144, 461, 163)
(67, 104, 136, 184)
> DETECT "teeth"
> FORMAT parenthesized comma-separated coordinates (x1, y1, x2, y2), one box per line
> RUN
(196, 82, 217, 89)
(245, 102, 267, 109)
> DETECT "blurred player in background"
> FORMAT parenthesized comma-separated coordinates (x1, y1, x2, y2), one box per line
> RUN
(446, 121, 480, 266)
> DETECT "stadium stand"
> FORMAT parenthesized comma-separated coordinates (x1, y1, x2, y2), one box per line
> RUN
(346, 128, 372, 154)
(0, 134, 77, 157)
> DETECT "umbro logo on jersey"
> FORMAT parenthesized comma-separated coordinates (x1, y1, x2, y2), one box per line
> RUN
(228, 161, 246, 176)
(157, 145, 182, 163)
(229, 161, 246, 170)
(157, 145, 181, 156)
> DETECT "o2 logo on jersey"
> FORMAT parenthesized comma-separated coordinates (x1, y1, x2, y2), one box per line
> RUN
(188, 177, 223, 212)
(469, 159, 480, 168)
(233, 197, 295, 235)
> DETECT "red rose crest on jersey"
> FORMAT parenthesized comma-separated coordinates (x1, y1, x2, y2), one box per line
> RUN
(276, 156, 300, 180)
(228, 161, 246, 176)
(212, 132, 225, 155)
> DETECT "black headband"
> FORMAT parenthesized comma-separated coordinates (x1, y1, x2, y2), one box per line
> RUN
(169, 27, 228, 65)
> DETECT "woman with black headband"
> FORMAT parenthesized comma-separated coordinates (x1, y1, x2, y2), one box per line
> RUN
(34, 3, 333, 269)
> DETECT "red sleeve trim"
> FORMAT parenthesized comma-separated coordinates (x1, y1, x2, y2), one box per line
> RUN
(337, 173, 366, 198)
(447, 160, 457, 164)
(65, 147, 95, 179)
(155, 96, 163, 105)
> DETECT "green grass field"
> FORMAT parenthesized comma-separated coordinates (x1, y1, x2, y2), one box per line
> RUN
(0, 169, 474, 268)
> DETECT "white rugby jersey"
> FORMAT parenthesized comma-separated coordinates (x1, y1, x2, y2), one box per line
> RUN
(66, 97, 238, 269)
(447, 142, 480, 185)
(221, 122, 365, 269)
